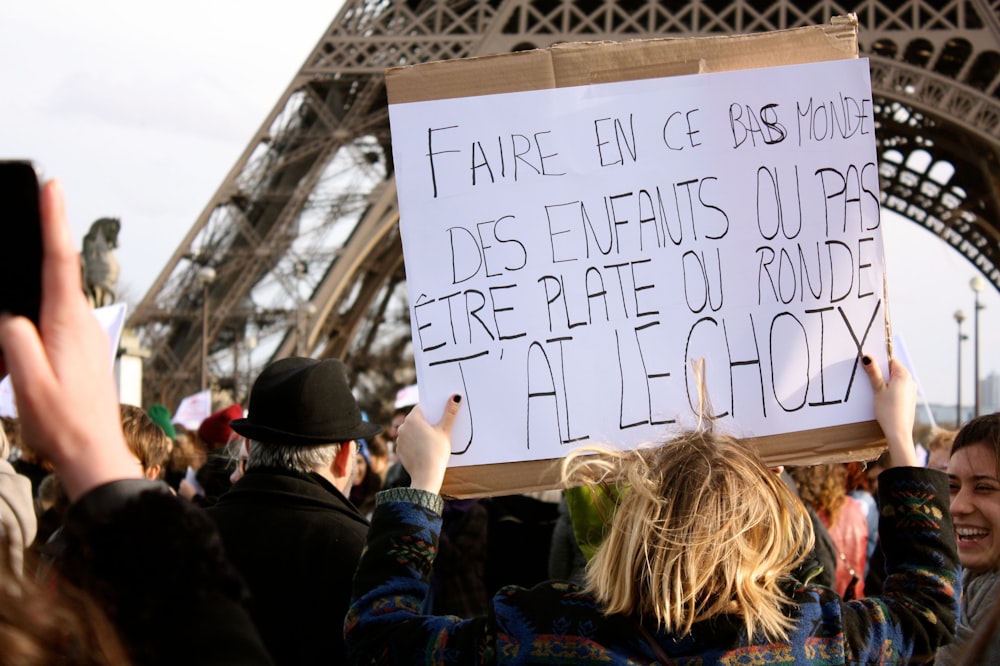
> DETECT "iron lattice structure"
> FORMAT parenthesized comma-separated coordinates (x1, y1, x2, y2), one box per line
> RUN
(129, 0, 1000, 416)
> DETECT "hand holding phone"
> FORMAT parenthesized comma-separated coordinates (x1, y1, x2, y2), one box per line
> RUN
(0, 177, 142, 499)
(0, 161, 43, 328)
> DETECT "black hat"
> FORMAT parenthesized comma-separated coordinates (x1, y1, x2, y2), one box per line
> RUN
(231, 357, 382, 446)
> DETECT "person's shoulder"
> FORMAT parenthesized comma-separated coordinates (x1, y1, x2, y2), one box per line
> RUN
(493, 579, 596, 612)
(783, 578, 848, 629)
(840, 495, 869, 525)
(964, 569, 1000, 611)
(786, 574, 839, 599)
(208, 472, 363, 524)
(490, 580, 613, 648)
(208, 468, 318, 506)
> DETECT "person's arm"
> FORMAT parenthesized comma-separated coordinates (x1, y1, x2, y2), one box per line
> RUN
(0, 180, 273, 665)
(837, 356, 959, 662)
(346, 396, 497, 663)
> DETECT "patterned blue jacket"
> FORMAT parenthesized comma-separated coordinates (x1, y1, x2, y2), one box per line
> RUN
(346, 467, 957, 664)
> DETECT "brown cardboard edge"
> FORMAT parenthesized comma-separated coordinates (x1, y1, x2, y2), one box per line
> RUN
(441, 420, 884, 498)
(385, 14, 858, 104)
(549, 17, 858, 86)
(386, 48, 558, 105)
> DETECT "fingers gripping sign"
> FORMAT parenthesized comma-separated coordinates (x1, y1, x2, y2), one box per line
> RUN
(397, 395, 463, 494)
(861, 354, 918, 468)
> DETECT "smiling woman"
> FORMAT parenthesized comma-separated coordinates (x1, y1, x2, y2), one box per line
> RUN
(937, 413, 1000, 665)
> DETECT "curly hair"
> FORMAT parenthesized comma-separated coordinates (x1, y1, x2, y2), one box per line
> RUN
(562, 430, 813, 642)
(789, 463, 848, 526)
(926, 428, 958, 453)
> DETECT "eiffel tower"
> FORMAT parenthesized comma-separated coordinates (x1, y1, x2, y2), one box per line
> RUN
(128, 0, 1000, 416)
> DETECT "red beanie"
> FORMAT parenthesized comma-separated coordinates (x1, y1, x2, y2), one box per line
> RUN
(198, 404, 244, 449)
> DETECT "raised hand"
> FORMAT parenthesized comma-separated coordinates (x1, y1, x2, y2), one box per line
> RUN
(395, 395, 462, 494)
(0, 180, 141, 500)
(862, 355, 919, 468)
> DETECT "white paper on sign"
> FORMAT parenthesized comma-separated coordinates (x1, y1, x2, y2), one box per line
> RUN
(892, 333, 934, 428)
(0, 303, 128, 418)
(0, 379, 14, 419)
(173, 390, 213, 431)
(390, 58, 888, 469)
(184, 465, 205, 496)
(94, 303, 128, 364)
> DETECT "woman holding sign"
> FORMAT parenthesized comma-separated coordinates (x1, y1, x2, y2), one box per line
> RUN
(345, 358, 958, 663)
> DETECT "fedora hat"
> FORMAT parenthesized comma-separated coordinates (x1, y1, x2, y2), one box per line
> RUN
(231, 357, 382, 446)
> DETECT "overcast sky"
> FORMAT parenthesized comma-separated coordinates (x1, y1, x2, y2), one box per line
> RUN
(1, 1, 997, 411)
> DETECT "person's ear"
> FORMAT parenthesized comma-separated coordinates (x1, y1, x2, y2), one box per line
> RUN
(144, 464, 162, 480)
(332, 440, 356, 478)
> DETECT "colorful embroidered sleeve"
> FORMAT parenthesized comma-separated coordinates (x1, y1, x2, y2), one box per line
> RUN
(840, 467, 959, 663)
(345, 489, 494, 665)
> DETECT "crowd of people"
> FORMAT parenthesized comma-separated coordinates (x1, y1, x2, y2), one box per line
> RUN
(0, 178, 998, 664)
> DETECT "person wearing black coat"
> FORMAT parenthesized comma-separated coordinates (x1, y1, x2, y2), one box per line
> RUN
(208, 356, 381, 665)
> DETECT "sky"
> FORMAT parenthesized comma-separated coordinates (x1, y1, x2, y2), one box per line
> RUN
(1, 1, 998, 413)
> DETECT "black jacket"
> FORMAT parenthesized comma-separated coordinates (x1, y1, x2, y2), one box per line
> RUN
(208, 467, 368, 665)
(58, 480, 273, 665)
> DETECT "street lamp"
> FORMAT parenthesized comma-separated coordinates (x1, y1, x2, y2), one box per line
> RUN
(954, 310, 967, 426)
(971, 276, 986, 417)
(198, 266, 217, 391)
(292, 260, 313, 356)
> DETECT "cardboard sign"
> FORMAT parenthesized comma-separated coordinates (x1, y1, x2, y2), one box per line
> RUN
(173, 389, 214, 431)
(387, 18, 887, 497)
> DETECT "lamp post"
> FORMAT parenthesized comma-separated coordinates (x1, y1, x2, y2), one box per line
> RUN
(954, 309, 966, 427)
(296, 302, 317, 356)
(198, 266, 217, 392)
(244, 331, 258, 402)
(293, 260, 312, 356)
(971, 276, 986, 417)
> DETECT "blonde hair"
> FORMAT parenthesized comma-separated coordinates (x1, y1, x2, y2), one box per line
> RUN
(562, 431, 813, 642)
(925, 427, 957, 453)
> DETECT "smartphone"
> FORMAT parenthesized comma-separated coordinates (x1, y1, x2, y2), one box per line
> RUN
(0, 161, 43, 327)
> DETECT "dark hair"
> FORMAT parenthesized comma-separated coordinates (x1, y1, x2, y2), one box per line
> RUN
(367, 433, 388, 460)
(844, 461, 870, 493)
(952, 413, 1000, 474)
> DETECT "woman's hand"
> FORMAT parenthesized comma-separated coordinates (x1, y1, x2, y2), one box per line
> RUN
(395, 395, 461, 494)
(0, 180, 142, 500)
(862, 354, 918, 468)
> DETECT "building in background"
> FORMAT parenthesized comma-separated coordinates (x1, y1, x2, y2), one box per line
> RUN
(982, 372, 1000, 415)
